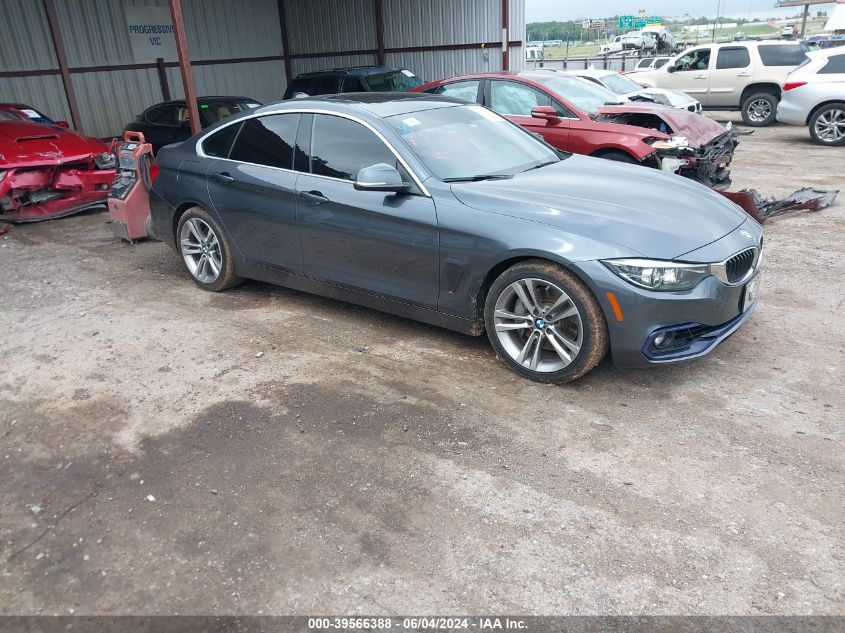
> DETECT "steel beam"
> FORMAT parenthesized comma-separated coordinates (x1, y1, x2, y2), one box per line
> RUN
(168, 0, 201, 135)
(42, 0, 82, 130)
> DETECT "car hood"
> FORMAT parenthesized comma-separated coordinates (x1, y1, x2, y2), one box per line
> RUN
(627, 87, 697, 107)
(449, 155, 747, 260)
(0, 120, 108, 167)
(597, 102, 726, 144)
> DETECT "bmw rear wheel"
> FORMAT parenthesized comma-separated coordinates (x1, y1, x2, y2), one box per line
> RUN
(484, 260, 609, 383)
(177, 206, 242, 291)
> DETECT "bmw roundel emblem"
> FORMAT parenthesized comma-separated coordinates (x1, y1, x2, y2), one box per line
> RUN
(739, 229, 754, 241)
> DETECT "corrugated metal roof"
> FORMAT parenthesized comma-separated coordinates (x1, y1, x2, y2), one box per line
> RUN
(383, 0, 499, 48)
(286, 0, 376, 55)
(0, 0, 57, 71)
(386, 48, 502, 83)
(0, 75, 70, 122)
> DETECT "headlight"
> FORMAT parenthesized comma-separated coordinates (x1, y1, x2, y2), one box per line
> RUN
(93, 152, 116, 169)
(602, 258, 711, 291)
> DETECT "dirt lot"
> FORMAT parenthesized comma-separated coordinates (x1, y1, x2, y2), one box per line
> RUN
(1, 114, 843, 616)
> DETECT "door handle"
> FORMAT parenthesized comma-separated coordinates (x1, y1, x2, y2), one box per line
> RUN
(737, 72, 751, 77)
(211, 172, 234, 184)
(299, 190, 329, 204)
(695, 75, 707, 79)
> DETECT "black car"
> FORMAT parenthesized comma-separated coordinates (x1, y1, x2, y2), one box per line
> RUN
(282, 65, 423, 100)
(124, 96, 262, 153)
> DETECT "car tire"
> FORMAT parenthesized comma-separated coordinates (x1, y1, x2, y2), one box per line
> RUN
(484, 260, 609, 383)
(176, 206, 242, 292)
(741, 92, 778, 127)
(808, 102, 845, 146)
(594, 150, 637, 164)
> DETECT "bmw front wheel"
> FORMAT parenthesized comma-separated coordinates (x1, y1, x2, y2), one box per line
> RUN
(484, 260, 609, 383)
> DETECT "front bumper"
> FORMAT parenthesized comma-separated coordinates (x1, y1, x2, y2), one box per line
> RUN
(0, 165, 113, 223)
(571, 259, 760, 369)
(660, 128, 739, 191)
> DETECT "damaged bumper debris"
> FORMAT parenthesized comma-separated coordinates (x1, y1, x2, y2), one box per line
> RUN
(0, 119, 115, 223)
(721, 187, 839, 223)
(651, 127, 739, 190)
(0, 163, 114, 223)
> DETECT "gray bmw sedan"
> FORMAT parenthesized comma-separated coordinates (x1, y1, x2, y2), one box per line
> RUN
(149, 93, 763, 383)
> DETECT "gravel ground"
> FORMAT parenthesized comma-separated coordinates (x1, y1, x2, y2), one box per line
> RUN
(0, 114, 843, 616)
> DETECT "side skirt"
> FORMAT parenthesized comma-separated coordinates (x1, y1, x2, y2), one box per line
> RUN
(236, 259, 483, 337)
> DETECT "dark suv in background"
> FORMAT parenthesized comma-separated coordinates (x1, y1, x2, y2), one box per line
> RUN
(282, 65, 423, 99)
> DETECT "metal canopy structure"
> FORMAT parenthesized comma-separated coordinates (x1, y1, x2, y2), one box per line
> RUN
(0, 0, 525, 137)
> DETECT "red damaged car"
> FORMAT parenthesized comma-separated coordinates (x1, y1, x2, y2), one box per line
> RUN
(414, 71, 739, 190)
(0, 118, 115, 222)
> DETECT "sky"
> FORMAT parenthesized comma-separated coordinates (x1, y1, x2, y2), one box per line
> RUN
(525, 0, 839, 22)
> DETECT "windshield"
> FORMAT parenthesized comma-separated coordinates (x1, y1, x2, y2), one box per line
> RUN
(385, 105, 559, 181)
(199, 100, 262, 125)
(600, 73, 644, 95)
(536, 76, 622, 114)
(365, 70, 424, 92)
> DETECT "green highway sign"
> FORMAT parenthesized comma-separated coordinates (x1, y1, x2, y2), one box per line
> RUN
(620, 15, 661, 30)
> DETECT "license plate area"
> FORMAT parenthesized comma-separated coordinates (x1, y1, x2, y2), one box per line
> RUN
(742, 273, 761, 312)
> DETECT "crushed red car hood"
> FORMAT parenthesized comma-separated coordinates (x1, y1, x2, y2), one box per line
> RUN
(0, 120, 109, 167)
(597, 103, 729, 145)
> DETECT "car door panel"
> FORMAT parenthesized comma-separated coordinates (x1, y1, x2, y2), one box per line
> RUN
(205, 113, 303, 273)
(297, 113, 439, 308)
(666, 48, 713, 103)
(708, 46, 752, 108)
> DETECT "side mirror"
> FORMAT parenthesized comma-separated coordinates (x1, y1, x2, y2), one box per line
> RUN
(666, 65, 675, 73)
(354, 163, 411, 193)
(55, 120, 70, 128)
(531, 106, 560, 123)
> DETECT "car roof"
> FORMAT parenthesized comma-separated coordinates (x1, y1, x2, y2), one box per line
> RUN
(253, 92, 466, 118)
(293, 65, 406, 78)
(145, 96, 254, 108)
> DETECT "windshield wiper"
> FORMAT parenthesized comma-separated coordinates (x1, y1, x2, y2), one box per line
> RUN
(443, 174, 514, 183)
(525, 160, 558, 172)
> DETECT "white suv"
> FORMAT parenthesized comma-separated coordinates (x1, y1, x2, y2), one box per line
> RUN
(634, 41, 808, 126)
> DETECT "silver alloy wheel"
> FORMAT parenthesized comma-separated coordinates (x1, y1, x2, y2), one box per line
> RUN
(493, 278, 584, 373)
(180, 217, 222, 284)
(747, 98, 772, 123)
(814, 108, 845, 143)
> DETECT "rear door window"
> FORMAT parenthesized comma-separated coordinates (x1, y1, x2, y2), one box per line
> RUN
(434, 80, 481, 103)
(145, 104, 179, 125)
(309, 114, 398, 181)
(228, 114, 300, 169)
(716, 47, 751, 69)
(341, 77, 366, 92)
(819, 54, 845, 74)
(654, 58, 669, 69)
(202, 122, 242, 158)
(758, 45, 808, 67)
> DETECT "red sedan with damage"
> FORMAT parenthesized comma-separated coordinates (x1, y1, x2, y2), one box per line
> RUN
(413, 71, 738, 189)
(0, 119, 115, 223)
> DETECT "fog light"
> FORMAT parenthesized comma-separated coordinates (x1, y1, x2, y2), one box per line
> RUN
(653, 332, 675, 349)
